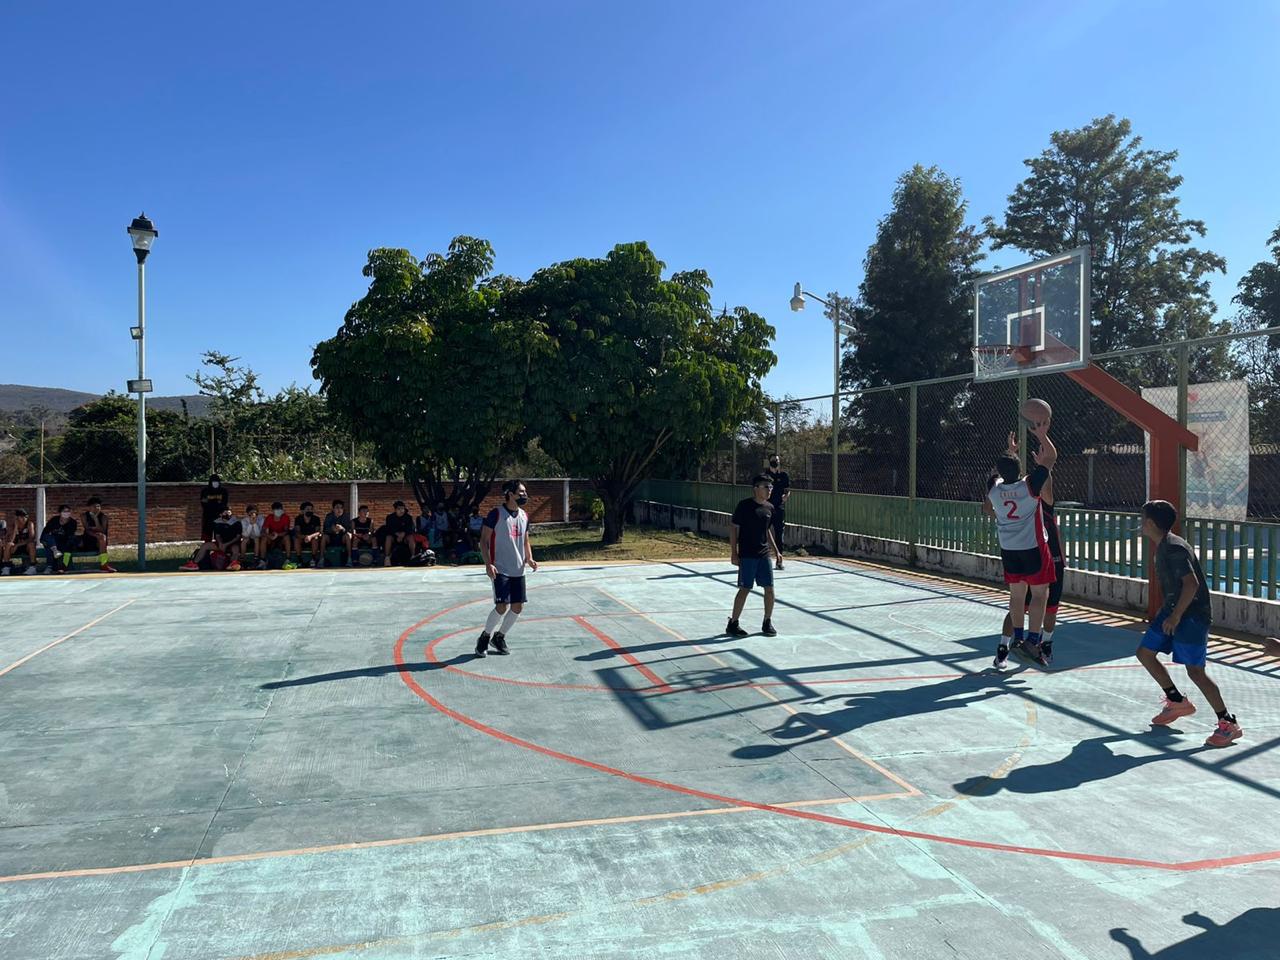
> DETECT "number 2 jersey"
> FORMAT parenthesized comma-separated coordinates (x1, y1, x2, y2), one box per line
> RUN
(987, 464, 1051, 552)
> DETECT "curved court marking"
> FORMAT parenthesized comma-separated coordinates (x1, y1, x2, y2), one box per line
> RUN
(397, 603, 1280, 872)
(0, 599, 136, 679)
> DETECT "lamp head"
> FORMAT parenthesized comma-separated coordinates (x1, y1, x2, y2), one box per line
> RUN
(789, 282, 805, 313)
(127, 213, 158, 264)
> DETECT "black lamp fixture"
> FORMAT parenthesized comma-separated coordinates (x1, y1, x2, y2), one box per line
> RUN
(127, 213, 158, 264)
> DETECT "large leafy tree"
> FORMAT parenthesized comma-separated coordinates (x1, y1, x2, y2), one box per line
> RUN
(50, 394, 207, 482)
(312, 237, 540, 511)
(840, 165, 983, 474)
(1232, 223, 1280, 444)
(985, 115, 1229, 365)
(518, 242, 775, 543)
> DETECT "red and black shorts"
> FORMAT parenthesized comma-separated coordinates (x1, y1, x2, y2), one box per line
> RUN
(1001, 546, 1056, 586)
(1024, 558, 1065, 611)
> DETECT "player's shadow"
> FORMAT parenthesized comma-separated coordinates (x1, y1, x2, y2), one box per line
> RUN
(953, 729, 1201, 797)
(731, 675, 1025, 760)
(1111, 909, 1280, 959)
(260, 656, 473, 689)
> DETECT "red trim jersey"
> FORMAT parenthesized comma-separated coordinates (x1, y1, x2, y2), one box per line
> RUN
(988, 465, 1050, 551)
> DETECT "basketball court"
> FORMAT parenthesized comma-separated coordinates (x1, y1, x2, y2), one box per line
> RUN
(1, 559, 1277, 959)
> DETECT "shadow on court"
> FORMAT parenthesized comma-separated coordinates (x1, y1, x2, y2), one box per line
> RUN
(260, 656, 474, 689)
(1110, 909, 1280, 959)
(730, 674, 1026, 760)
(953, 729, 1204, 796)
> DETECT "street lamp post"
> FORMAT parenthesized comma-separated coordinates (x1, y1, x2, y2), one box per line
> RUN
(790, 283, 854, 554)
(127, 214, 158, 570)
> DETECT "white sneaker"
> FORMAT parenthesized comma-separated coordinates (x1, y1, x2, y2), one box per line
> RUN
(24, 565, 38, 575)
(1, 566, 9, 575)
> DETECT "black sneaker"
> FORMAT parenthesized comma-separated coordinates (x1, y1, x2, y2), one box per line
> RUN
(725, 619, 749, 637)
(491, 632, 510, 655)
(993, 643, 1010, 671)
(1036, 641, 1054, 668)
(474, 631, 491, 658)
(761, 619, 777, 637)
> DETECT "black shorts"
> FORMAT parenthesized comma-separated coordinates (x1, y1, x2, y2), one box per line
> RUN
(493, 574, 527, 605)
(1001, 546, 1055, 586)
(1026, 559, 1065, 610)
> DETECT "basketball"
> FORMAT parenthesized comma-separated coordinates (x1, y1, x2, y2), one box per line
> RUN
(1019, 397, 1052, 427)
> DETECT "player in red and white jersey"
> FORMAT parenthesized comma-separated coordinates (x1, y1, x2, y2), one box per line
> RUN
(983, 422, 1057, 670)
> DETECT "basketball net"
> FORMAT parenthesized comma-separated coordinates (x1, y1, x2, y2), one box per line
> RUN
(972, 345, 1025, 380)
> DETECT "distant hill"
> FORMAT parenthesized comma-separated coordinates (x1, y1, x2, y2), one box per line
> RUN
(0, 384, 212, 419)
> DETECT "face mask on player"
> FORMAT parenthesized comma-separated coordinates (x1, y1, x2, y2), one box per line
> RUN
(515, 495, 528, 506)
(273, 509, 284, 518)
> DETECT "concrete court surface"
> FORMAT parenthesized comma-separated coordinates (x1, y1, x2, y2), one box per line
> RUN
(0, 557, 1277, 960)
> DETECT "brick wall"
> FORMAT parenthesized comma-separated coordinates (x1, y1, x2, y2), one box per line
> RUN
(0, 479, 594, 545)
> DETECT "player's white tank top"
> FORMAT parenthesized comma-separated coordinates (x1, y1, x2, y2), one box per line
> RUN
(988, 479, 1047, 551)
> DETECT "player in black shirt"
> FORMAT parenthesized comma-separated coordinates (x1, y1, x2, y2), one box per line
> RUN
(40, 505, 79, 573)
(726, 475, 781, 637)
(381, 500, 415, 567)
(293, 501, 323, 567)
(764, 455, 791, 570)
(82, 496, 115, 572)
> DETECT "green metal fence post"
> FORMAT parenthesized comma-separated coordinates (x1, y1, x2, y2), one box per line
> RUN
(908, 384, 918, 566)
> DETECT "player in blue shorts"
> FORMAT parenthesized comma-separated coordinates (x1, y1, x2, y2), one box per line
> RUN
(475, 479, 538, 658)
(725, 475, 781, 637)
(1136, 500, 1241, 747)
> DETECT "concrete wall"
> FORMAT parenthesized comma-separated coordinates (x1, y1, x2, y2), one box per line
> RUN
(635, 500, 1280, 637)
(0, 479, 593, 545)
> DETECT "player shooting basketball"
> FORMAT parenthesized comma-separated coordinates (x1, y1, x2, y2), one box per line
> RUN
(983, 418, 1057, 670)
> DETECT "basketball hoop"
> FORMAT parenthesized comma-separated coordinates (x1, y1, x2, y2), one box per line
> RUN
(972, 345, 1026, 380)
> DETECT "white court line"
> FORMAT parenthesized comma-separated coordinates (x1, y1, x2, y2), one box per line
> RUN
(0, 600, 137, 679)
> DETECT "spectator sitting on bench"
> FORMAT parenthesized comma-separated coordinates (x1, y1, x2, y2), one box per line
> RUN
(83, 496, 115, 573)
(40, 505, 79, 574)
(351, 505, 376, 558)
(182, 508, 243, 571)
(2, 508, 39, 575)
(241, 504, 265, 560)
(292, 501, 323, 568)
(382, 500, 415, 567)
(260, 501, 292, 569)
(430, 501, 451, 550)
(323, 499, 352, 566)
(465, 505, 484, 552)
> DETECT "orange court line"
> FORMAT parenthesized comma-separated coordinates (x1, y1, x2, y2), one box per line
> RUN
(595, 586, 923, 798)
(572, 615, 674, 694)
(0, 795, 893, 886)
(0, 599, 136, 679)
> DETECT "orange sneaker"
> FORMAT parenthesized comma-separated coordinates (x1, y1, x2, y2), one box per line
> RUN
(179, 561, 200, 571)
(1205, 719, 1242, 748)
(227, 561, 241, 572)
(1151, 698, 1196, 725)
(100, 563, 118, 573)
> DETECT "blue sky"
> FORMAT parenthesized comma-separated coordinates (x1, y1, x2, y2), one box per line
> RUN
(2, 1, 1277, 403)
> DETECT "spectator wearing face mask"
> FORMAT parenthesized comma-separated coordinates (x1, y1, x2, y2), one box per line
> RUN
(261, 501, 292, 566)
(292, 501, 323, 568)
(322, 500, 352, 566)
(381, 500, 415, 567)
(199, 475, 229, 542)
(181, 508, 243, 571)
(40, 505, 80, 574)
(241, 505, 265, 560)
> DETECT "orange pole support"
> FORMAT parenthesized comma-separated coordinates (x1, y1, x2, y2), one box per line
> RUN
(1066, 363, 1199, 618)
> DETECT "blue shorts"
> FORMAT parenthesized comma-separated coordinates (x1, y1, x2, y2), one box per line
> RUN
(737, 556, 774, 590)
(1140, 612, 1209, 667)
(493, 574, 527, 605)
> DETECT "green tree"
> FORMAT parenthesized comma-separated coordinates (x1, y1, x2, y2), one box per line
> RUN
(844, 165, 984, 389)
(312, 237, 540, 511)
(519, 242, 775, 543)
(985, 115, 1229, 360)
(53, 394, 207, 482)
(1232, 223, 1280, 444)
(840, 166, 983, 472)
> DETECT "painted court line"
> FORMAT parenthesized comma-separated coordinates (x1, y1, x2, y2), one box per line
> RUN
(398, 605, 1280, 872)
(0, 599, 136, 679)
(0, 796, 869, 886)
(573, 615, 673, 693)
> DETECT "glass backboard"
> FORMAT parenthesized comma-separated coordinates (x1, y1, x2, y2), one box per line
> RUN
(973, 247, 1090, 381)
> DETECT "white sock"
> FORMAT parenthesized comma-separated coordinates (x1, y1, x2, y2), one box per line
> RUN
(1043, 630, 1055, 644)
(483, 609, 502, 635)
(500, 609, 520, 636)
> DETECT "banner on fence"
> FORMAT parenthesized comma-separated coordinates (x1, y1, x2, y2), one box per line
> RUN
(1143, 380, 1250, 521)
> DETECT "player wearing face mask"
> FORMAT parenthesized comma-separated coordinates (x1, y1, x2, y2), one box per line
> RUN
(474, 479, 538, 657)
(261, 501, 292, 564)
